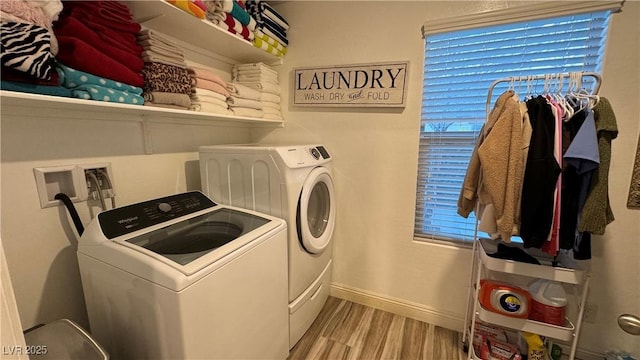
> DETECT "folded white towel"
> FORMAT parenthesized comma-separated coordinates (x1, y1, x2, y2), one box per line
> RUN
(193, 96, 228, 108)
(262, 106, 281, 116)
(226, 82, 262, 100)
(233, 62, 278, 76)
(227, 96, 263, 109)
(232, 68, 278, 77)
(231, 107, 263, 118)
(234, 74, 278, 84)
(192, 87, 227, 101)
(261, 101, 281, 111)
(192, 102, 233, 115)
(235, 81, 281, 95)
(260, 92, 281, 103)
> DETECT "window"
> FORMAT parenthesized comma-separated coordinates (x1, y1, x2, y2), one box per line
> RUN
(414, 9, 613, 244)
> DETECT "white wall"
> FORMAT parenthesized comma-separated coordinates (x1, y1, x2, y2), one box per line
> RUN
(0, 112, 254, 330)
(255, 1, 640, 356)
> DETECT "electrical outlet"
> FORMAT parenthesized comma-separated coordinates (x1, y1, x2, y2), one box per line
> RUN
(583, 302, 598, 323)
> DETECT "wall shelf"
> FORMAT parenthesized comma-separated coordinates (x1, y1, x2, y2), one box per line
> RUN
(1, 1, 286, 154)
(0, 91, 283, 128)
(123, 0, 281, 65)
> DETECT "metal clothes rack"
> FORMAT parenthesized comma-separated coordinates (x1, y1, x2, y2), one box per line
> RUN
(462, 71, 601, 360)
(485, 71, 602, 115)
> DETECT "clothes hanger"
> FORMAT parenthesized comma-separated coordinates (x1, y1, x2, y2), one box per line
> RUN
(557, 73, 575, 121)
(570, 72, 601, 111)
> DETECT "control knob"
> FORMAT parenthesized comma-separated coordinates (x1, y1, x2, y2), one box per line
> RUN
(157, 202, 172, 213)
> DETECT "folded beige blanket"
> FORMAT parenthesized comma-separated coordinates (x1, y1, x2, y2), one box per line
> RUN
(138, 29, 179, 49)
(143, 91, 191, 108)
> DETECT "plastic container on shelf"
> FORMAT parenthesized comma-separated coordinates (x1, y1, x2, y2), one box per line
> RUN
(479, 279, 531, 319)
(528, 279, 567, 326)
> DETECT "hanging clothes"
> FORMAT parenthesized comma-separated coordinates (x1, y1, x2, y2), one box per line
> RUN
(520, 96, 562, 249)
(578, 97, 618, 234)
(458, 73, 616, 260)
(573, 97, 618, 260)
(458, 90, 530, 242)
(541, 98, 564, 256)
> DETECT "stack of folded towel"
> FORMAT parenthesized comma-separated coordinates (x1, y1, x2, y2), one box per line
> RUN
(204, 0, 256, 42)
(245, 1, 288, 57)
(137, 29, 192, 109)
(1, 0, 62, 89)
(57, 63, 144, 104)
(165, 0, 206, 19)
(188, 66, 232, 115)
(232, 62, 282, 119)
(54, 1, 145, 89)
(226, 82, 263, 118)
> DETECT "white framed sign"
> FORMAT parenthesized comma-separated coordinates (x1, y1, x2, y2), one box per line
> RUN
(293, 61, 409, 107)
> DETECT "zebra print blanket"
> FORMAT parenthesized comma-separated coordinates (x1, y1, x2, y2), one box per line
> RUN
(1, 21, 54, 80)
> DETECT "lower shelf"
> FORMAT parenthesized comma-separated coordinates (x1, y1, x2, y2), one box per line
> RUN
(476, 301, 575, 342)
(1, 90, 284, 127)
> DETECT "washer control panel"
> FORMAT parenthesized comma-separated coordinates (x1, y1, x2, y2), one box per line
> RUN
(98, 191, 216, 239)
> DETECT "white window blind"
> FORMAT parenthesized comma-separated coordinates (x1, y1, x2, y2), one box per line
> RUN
(414, 11, 611, 244)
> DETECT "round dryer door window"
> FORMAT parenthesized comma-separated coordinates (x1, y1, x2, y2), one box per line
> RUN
(298, 167, 335, 254)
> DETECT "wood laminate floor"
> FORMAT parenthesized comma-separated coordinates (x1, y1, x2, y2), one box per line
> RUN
(288, 297, 466, 360)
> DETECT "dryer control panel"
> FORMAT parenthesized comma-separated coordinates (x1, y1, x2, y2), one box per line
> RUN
(98, 191, 216, 239)
(275, 145, 331, 168)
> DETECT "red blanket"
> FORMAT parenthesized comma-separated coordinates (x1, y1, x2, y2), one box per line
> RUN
(56, 36, 144, 87)
(55, 17, 144, 73)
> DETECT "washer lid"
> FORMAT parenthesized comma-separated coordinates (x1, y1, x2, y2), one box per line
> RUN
(125, 208, 270, 265)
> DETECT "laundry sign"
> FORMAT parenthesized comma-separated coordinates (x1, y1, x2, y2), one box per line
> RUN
(293, 61, 409, 107)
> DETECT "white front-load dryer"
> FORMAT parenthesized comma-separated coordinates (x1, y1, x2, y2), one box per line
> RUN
(77, 191, 289, 360)
(199, 144, 335, 348)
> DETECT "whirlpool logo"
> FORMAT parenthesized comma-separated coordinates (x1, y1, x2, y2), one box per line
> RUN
(118, 216, 139, 224)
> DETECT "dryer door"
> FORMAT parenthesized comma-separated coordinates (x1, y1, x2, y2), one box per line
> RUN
(297, 167, 335, 254)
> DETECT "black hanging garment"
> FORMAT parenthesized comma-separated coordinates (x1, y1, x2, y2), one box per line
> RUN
(559, 109, 588, 250)
(520, 96, 561, 248)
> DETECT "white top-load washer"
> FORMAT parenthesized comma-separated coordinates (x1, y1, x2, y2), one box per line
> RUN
(199, 144, 335, 347)
(77, 191, 289, 360)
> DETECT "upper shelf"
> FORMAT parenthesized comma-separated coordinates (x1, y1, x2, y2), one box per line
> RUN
(0, 91, 284, 128)
(479, 239, 586, 285)
(123, 0, 281, 64)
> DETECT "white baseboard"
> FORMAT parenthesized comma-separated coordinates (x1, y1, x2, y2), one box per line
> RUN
(329, 282, 465, 332)
(329, 283, 606, 360)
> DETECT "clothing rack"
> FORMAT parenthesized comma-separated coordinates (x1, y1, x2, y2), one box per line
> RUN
(462, 70, 602, 360)
(485, 71, 602, 115)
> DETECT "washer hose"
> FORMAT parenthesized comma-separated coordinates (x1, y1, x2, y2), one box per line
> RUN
(55, 193, 84, 236)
